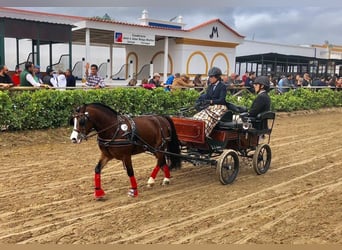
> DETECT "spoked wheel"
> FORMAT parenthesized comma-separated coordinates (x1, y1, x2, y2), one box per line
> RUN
(253, 143, 272, 175)
(216, 149, 239, 185)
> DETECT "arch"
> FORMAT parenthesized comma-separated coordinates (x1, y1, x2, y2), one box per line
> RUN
(126, 52, 138, 79)
(151, 51, 173, 75)
(186, 51, 208, 76)
(210, 53, 230, 75)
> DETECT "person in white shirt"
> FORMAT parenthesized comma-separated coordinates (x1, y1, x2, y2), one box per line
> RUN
(50, 70, 67, 91)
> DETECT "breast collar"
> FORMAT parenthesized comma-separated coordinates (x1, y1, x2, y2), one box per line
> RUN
(97, 114, 137, 147)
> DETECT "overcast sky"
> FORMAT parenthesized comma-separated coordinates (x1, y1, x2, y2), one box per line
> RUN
(3, 0, 342, 46)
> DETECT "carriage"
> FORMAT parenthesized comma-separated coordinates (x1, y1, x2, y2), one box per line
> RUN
(170, 106, 276, 185)
(70, 102, 276, 199)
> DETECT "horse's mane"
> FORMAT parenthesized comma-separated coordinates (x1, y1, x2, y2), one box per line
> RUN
(88, 103, 118, 116)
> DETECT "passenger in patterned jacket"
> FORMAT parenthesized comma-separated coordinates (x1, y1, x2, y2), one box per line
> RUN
(193, 66, 228, 137)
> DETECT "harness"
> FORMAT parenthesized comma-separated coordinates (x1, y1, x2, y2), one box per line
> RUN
(74, 111, 172, 154)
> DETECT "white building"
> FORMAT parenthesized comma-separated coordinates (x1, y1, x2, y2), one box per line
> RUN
(0, 7, 245, 83)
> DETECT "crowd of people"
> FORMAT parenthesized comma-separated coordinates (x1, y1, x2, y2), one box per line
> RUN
(0, 62, 77, 90)
(1, 62, 341, 93)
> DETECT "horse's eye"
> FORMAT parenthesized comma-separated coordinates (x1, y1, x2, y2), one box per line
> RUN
(79, 117, 86, 126)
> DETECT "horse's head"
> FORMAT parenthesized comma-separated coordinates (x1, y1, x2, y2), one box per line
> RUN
(70, 104, 94, 143)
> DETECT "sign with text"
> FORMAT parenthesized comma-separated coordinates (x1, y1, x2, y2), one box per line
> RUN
(114, 32, 155, 46)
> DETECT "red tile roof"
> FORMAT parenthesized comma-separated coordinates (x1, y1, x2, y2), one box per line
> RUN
(188, 18, 245, 38)
(0, 7, 85, 21)
(0, 7, 244, 38)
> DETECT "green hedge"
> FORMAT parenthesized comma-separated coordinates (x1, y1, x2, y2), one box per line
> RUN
(0, 88, 341, 131)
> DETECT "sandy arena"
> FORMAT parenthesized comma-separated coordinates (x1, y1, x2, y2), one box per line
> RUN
(0, 108, 341, 244)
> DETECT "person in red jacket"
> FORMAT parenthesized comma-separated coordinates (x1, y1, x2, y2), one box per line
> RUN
(11, 65, 21, 86)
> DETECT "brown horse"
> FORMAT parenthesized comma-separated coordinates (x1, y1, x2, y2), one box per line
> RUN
(70, 103, 181, 199)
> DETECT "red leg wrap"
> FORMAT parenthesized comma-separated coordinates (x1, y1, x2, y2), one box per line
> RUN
(162, 164, 171, 178)
(130, 176, 138, 189)
(94, 173, 105, 199)
(150, 166, 160, 179)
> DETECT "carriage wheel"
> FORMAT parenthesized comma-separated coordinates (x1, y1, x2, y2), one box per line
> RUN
(252, 143, 272, 175)
(216, 149, 239, 185)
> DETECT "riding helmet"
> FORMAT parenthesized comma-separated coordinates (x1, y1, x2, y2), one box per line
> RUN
(254, 76, 270, 87)
(208, 67, 222, 78)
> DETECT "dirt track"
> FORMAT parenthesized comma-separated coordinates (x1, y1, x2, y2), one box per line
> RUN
(0, 108, 341, 244)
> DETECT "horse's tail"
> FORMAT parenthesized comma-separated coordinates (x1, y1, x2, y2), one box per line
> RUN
(163, 116, 182, 170)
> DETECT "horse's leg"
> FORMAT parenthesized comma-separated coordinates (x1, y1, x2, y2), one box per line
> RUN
(161, 159, 171, 186)
(123, 157, 138, 197)
(147, 152, 171, 187)
(94, 156, 109, 199)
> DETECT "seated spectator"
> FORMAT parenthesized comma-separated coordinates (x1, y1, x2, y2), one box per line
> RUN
(20, 61, 44, 87)
(85, 63, 105, 88)
(245, 71, 256, 93)
(149, 73, 162, 87)
(336, 77, 342, 91)
(164, 73, 179, 92)
(65, 69, 76, 89)
(34, 65, 43, 82)
(42, 68, 56, 87)
(302, 73, 311, 86)
(0, 65, 13, 88)
(193, 74, 204, 92)
(142, 77, 156, 90)
(171, 73, 194, 91)
(127, 78, 137, 87)
(11, 65, 21, 86)
(312, 76, 327, 89)
(277, 74, 293, 94)
(50, 70, 67, 91)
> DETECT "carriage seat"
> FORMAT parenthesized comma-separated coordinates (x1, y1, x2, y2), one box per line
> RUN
(241, 111, 276, 134)
(216, 110, 275, 132)
(215, 111, 243, 130)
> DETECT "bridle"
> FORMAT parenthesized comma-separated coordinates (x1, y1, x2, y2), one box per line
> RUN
(72, 110, 132, 142)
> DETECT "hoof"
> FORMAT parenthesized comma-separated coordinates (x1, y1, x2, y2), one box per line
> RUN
(162, 178, 170, 186)
(147, 177, 155, 188)
(94, 188, 105, 200)
(128, 188, 138, 197)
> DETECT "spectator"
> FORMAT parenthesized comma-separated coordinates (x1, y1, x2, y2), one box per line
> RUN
(149, 73, 162, 87)
(142, 77, 156, 90)
(312, 76, 327, 89)
(0, 65, 13, 88)
(50, 70, 67, 91)
(245, 71, 256, 93)
(164, 73, 178, 92)
(20, 61, 44, 87)
(302, 73, 311, 86)
(192, 74, 205, 92)
(42, 68, 56, 87)
(34, 65, 43, 82)
(171, 73, 194, 91)
(193, 67, 227, 137)
(277, 74, 293, 94)
(65, 69, 76, 89)
(242, 71, 249, 84)
(85, 63, 105, 88)
(336, 77, 342, 91)
(11, 65, 21, 86)
(127, 78, 137, 87)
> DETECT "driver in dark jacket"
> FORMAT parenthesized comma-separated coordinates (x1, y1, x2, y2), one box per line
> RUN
(193, 67, 228, 137)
